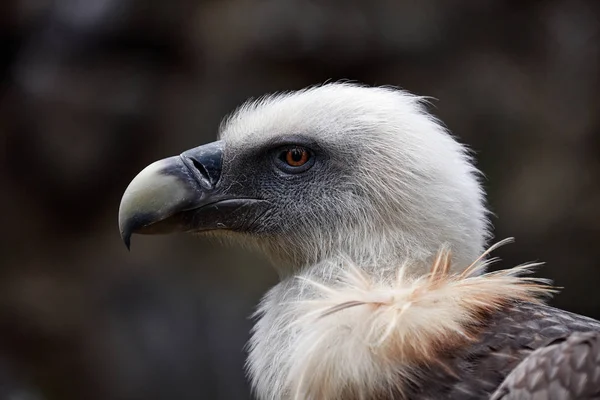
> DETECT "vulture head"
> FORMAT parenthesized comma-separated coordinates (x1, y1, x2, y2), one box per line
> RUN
(119, 83, 489, 276)
(119, 83, 513, 399)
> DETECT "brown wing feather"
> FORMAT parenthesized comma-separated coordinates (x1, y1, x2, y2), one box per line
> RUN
(403, 302, 600, 400)
(490, 330, 600, 400)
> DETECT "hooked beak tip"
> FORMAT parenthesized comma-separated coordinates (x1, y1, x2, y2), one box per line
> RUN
(120, 226, 132, 250)
(123, 235, 131, 251)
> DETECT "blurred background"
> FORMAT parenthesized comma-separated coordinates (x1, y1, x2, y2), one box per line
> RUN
(0, 0, 599, 399)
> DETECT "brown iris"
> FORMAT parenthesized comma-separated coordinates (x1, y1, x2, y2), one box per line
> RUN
(285, 147, 309, 167)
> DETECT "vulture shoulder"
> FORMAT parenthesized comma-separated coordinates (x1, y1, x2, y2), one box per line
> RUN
(408, 303, 600, 400)
(490, 328, 600, 400)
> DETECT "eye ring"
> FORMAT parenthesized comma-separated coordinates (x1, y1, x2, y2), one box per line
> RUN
(274, 146, 315, 173)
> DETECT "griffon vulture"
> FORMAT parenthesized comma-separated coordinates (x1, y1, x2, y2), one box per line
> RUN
(118, 83, 600, 399)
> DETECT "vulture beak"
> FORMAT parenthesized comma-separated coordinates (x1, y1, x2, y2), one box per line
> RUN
(118, 140, 266, 249)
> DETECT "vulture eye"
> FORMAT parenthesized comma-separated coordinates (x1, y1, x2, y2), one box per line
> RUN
(274, 146, 314, 173)
(285, 148, 309, 166)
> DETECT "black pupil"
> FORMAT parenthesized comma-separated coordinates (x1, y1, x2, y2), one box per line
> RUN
(290, 149, 303, 162)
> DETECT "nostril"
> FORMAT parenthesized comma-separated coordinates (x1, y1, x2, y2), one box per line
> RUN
(181, 155, 213, 189)
(190, 158, 211, 182)
(180, 141, 224, 188)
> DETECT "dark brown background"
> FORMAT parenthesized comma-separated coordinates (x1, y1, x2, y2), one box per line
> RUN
(0, 1, 599, 399)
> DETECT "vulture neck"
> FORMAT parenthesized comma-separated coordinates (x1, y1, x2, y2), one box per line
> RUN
(247, 241, 552, 400)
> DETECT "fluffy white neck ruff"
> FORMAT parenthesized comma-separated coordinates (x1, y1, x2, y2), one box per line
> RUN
(247, 240, 553, 400)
